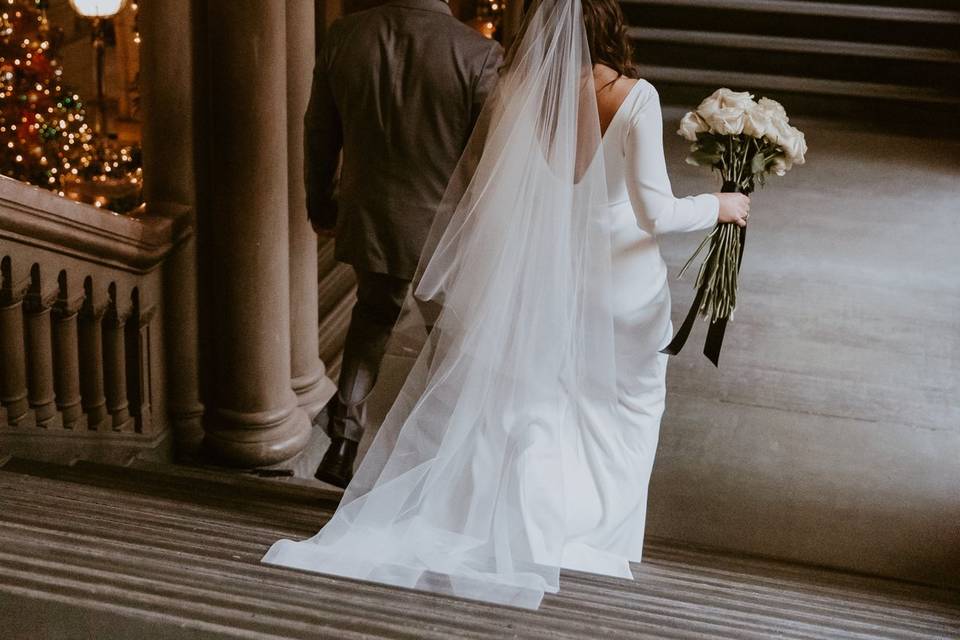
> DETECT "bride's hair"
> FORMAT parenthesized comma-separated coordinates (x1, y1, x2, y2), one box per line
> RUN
(515, 0, 639, 80)
(582, 0, 639, 80)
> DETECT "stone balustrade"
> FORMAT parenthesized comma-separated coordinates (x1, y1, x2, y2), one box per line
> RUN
(0, 175, 189, 462)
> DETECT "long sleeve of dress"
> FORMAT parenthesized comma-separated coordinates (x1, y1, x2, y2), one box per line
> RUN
(624, 84, 719, 236)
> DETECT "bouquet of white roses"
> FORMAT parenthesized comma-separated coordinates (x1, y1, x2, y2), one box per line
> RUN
(662, 88, 807, 366)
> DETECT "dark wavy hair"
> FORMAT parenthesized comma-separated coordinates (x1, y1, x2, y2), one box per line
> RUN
(582, 0, 640, 80)
(516, 0, 639, 80)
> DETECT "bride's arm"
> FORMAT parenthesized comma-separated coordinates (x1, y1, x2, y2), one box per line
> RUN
(624, 84, 720, 236)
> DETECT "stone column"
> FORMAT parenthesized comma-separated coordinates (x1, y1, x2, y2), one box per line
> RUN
(52, 272, 85, 430)
(0, 259, 29, 425)
(201, 0, 311, 467)
(140, 0, 206, 455)
(288, 0, 336, 422)
(23, 270, 58, 428)
(503, 0, 526, 49)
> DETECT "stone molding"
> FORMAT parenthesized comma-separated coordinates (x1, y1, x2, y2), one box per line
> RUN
(0, 177, 192, 275)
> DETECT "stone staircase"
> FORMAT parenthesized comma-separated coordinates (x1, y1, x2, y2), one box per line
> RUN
(1, 457, 958, 639)
(622, 0, 960, 132)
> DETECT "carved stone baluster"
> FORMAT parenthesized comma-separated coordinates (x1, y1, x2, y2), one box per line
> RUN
(129, 300, 157, 434)
(102, 283, 134, 433)
(24, 265, 59, 428)
(78, 278, 108, 430)
(52, 271, 86, 430)
(0, 257, 30, 426)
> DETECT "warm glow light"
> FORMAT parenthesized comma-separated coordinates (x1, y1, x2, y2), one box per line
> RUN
(68, 0, 127, 18)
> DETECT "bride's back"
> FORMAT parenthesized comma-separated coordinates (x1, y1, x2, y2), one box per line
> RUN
(595, 69, 640, 137)
(582, 0, 645, 196)
(582, 0, 642, 127)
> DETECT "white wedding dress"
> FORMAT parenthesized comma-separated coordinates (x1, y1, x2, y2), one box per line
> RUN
(263, 0, 718, 610)
(558, 78, 719, 572)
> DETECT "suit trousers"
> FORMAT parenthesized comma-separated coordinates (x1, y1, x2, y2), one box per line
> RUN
(326, 269, 411, 443)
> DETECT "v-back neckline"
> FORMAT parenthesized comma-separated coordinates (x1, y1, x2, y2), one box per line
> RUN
(600, 80, 643, 143)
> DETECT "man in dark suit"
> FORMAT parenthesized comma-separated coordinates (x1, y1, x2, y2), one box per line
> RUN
(306, 0, 503, 488)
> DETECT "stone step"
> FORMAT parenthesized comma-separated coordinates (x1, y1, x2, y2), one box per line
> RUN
(620, 0, 960, 130)
(629, 27, 960, 64)
(1, 458, 957, 639)
(637, 64, 959, 104)
(623, 0, 960, 23)
(317, 261, 355, 319)
(316, 237, 337, 274)
(636, 46, 957, 92)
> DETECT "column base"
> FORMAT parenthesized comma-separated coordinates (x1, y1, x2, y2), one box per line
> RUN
(169, 403, 205, 461)
(84, 400, 109, 432)
(58, 400, 84, 430)
(32, 400, 58, 428)
(2, 392, 29, 425)
(292, 367, 337, 422)
(203, 398, 311, 468)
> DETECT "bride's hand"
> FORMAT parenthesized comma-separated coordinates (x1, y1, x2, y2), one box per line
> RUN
(715, 193, 751, 227)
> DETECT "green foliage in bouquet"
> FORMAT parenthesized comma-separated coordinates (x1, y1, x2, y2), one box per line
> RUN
(686, 132, 784, 193)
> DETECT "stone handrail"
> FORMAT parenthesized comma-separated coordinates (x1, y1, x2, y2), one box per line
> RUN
(0, 176, 190, 272)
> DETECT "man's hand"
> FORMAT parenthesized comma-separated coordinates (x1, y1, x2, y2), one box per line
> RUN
(310, 218, 337, 238)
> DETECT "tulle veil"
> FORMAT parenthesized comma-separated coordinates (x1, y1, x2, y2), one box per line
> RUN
(263, 0, 620, 609)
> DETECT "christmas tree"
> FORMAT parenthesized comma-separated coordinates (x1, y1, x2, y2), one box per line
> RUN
(0, 0, 142, 212)
(472, 0, 506, 40)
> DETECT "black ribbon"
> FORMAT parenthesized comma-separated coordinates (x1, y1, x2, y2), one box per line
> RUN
(661, 181, 749, 367)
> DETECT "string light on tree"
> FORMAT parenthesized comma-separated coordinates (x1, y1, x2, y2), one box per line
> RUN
(0, 0, 142, 213)
(473, 0, 505, 40)
(131, 1, 139, 44)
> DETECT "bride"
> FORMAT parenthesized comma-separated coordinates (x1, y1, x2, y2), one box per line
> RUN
(263, 0, 750, 609)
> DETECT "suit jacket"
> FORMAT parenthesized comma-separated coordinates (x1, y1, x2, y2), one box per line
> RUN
(306, 0, 503, 279)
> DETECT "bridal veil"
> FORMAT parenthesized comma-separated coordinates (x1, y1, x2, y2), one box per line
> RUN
(263, 0, 621, 609)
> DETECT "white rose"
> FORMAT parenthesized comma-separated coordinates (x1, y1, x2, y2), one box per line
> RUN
(677, 111, 708, 141)
(751, 99, 790, 147)
(785, 127, 807, 165)
(696, 94, 724, 125)
(697, 88, 755, 135)
(704, 106, 746, 136)
(757, 97, 788, 123)
(716, 87, 756, 111)
(770, 120, 807, 165)
(742, 104, 772, 139)
(769, 118, 793, 146)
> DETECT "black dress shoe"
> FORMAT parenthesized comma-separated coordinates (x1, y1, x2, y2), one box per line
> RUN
(315, 437, 358, 489)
